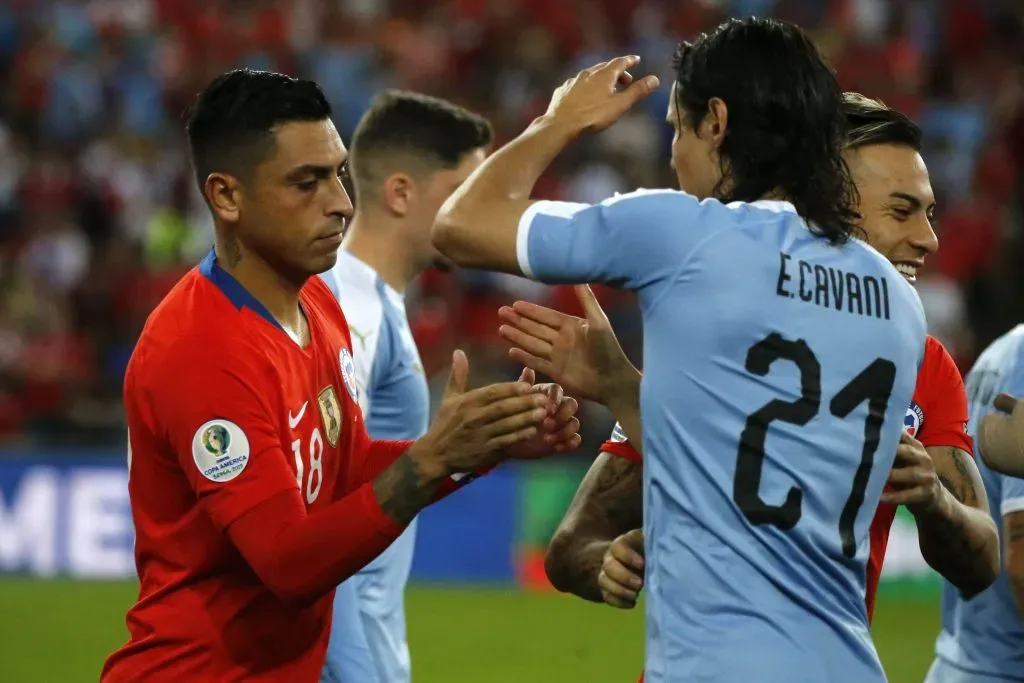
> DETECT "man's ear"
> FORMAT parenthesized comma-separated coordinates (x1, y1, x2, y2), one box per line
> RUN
(382, 172, 416, 217)
(702, 97, 729, 150)
(205, 172, 243, 224)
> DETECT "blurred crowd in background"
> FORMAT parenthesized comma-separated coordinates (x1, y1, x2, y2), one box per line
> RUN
(0, 0, 1022, 447)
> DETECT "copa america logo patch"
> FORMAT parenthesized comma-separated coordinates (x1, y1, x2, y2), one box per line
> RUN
(339, 347, 359, 402)
(904, 402, 925, 437)
(192, 419, 250, 483)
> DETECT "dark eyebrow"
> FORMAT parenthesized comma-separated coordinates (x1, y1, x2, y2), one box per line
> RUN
(285, 161, 347, 183)
(889, 192, 922, 210)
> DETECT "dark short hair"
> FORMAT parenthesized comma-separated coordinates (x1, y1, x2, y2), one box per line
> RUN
(350, 90, 493, 197)
(842, 93, 922, 151)
(673, 17, 858, 245)
(185, 69, 332, 192)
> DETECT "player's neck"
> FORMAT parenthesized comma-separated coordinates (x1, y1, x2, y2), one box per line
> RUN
(215, 243, 308, 340)
(341, 212, 419, 293)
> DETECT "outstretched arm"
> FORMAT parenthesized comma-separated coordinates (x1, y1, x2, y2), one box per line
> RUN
(498, 285, 643, 447)
(432, 57, 658, 274)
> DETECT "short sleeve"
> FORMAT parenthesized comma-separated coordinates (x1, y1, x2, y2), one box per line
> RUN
(148, 349, 299, 530)
(1001, 475, 1024, 517)
(998, 357, 1024, 515)
(917, 338, 974, 455)
(515, 189, 709, 293)
(599, 422, 642, 464)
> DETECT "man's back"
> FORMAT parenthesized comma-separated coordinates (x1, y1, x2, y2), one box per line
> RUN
(322, 250, 430, 683)
(516, 190, 926, 682)
(931, 325, 1024, 681)
(639, 201, 923, 681)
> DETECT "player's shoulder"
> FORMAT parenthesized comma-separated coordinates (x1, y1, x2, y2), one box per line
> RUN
(921, 336, 957, 372)
(972, 324, 1024, 384)
(915, 335, 966, 402)
(321, 251, 385, 331)
(129, 260, 274, 385)
(603, 189, 795, 223)
(323, 250, 377, 299)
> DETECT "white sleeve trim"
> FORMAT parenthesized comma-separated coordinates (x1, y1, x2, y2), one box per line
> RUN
(515, 200, 590, 280)
(1001, 497, 1024, 516)
(516, 202, 547, 279)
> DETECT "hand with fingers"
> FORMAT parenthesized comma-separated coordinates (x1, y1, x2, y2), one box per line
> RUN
(504, 367, 583, 459)
(412, 350, 556, 476)
(498, 285, 636, 404)
(598, 528, 645, 609)
(978, 393, 1024, 477)
(881, 431, 945, 516)
(545, 56, 660, 135)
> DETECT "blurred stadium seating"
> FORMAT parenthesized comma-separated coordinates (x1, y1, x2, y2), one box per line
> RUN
(0, 0, 1021, 680)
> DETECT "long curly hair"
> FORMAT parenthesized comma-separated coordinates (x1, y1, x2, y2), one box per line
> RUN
(673, 18, 860, 245)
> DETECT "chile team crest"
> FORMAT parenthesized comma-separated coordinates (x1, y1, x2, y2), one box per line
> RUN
(904, 401, 925, 438)
(317, 386, 342, 447)
(339, 347, 358, 403)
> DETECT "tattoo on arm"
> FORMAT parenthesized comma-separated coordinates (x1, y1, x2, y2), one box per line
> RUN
(546, 453, 643, 600)
(372, 452, 443, 526)
(587, 455, 644, 531)
(918, 446, 998, 597)
(933, 447, 986, 511)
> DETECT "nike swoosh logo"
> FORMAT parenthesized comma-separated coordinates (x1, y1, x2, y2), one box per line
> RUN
(288, 402, 308, 429)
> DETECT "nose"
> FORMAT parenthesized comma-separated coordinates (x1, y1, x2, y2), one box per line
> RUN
(909, 214, 938, 256)
(327, 175, 354, 221)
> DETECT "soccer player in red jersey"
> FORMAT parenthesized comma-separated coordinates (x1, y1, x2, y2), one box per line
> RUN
(102, 71, 582, 683)
(497, 94, 999, 680)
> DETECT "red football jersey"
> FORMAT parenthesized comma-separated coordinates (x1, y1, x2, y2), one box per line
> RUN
(103, 254, 406, 682)
(600, 337, 973, 634)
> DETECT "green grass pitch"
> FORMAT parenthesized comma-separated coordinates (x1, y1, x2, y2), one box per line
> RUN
(0, 579, 939, 682)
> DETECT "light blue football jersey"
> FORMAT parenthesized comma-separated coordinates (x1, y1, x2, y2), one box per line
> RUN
(929, 325, 1024, 683)
(320, 250, 430, 683)
(517, 190, 926, 682)
(319, 580, 378, 683)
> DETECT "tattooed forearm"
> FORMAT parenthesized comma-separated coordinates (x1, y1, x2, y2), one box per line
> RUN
(916, 447, 999, 598)
(1006, 514, 1024, 618)
(546, 453, 644, 601)
(936, 448, 980, 507)
(372, 452, 446, 526)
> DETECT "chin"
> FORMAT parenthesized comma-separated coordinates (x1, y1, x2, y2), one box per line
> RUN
(308, 250, 340, 276)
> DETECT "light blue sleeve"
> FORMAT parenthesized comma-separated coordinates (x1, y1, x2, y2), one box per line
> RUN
(515, 189, 713, 292)
(368, 310, 396, 401)
(322, 580, 380, 683)
(999, 360, 1024, 514)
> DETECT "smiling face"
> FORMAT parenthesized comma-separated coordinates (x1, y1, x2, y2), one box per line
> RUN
(845, 142, 938, 282)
